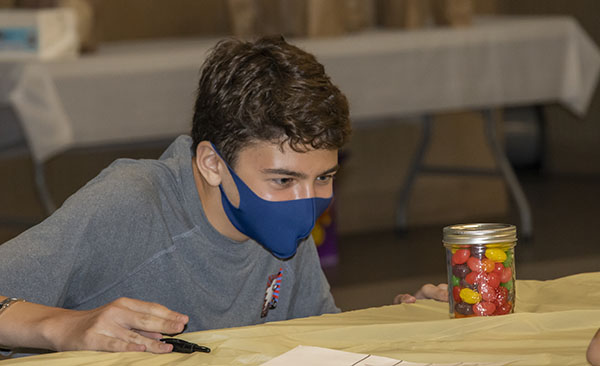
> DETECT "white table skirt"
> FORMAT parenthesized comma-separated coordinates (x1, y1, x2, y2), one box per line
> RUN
(2, 15, 599, 164)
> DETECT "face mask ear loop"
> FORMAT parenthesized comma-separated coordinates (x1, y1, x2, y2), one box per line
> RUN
(210, 142, 241, 208)
(209, 142, 229, 170)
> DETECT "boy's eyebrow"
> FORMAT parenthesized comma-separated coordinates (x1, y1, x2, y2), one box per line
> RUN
(318, 165, 340, 176)
(261, 165, 339, 179)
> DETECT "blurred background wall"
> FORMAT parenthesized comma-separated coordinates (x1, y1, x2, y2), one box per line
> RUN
(499, 0, 600, 175)
(0, 0, 599, 238)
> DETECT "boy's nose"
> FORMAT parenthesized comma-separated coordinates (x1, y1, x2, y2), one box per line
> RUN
(294, 184, 316, 200)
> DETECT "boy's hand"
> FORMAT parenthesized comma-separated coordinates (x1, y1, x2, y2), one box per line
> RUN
(393, 283, 448, 304)
(588, 328, 600, 366)
(43, 297, 189, 353)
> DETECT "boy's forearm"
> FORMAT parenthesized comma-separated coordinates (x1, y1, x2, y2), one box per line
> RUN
(0, 295, 67, 351)
(0, 295, 189, 354)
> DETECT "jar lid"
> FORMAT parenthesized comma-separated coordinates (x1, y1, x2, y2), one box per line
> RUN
(443, 223, 517, 245)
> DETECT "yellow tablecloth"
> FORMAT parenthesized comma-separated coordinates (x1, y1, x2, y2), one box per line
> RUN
(4, 272, 600, 365)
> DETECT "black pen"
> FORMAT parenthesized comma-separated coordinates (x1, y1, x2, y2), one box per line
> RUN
(161, 338, 211, 353)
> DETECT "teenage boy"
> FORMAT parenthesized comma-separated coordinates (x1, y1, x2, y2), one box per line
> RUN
(0, 36, 444, 356)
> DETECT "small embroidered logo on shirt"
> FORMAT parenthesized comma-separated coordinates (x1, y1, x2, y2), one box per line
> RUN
(261, 268, 283, 318)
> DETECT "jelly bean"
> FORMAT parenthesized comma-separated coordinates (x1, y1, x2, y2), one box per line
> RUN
(452, 249, 470, 265)
(479, 283, 496, 302)
(467, 257, 483, 272)
(482, 258, 495, 273)
(493, 262, 504, 274)
(494, 297, 508, 309)
(500, 280, 513, 291)
(503, 253, 513, 267)
(495, 286, 509, 304)
(459, 288, 482, 304)
(452, 263, 470, 278)
(455, 302, 474, 316)
(500, 267, 513, 283)
(451, 275, 461, 287)
(493, 301, 512, 315)
(487, 272, 500, 288)
(485, 248, 507, 263)
(465, 271, 485, 285)
(473, 301, 497, 316)
(453, 286, 461, 302)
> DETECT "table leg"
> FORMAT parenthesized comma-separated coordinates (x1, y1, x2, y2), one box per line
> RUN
(32, 161, 57, 215)
(482, 109, 533, 239)
(0, 105, 53, 225)
(394, 110, 533, 239)
(395, 114, 433, 232)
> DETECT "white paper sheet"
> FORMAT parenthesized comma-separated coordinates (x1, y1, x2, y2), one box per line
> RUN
(260, 345, 511, 366)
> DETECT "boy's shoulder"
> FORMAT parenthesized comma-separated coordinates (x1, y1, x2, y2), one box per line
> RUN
(65, 136, 194, 213)
(94, 136, 192, 195)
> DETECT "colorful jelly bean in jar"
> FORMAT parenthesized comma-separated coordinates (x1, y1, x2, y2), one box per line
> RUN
(443, 223, 517, 318)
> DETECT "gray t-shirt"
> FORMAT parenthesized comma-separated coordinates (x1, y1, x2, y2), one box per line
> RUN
(0, 135, 338, 336)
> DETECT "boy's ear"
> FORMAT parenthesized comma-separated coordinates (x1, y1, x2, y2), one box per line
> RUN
(195, 141, 224, 187)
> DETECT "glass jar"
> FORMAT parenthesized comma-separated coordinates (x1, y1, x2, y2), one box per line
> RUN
(443, 223, 517, 318)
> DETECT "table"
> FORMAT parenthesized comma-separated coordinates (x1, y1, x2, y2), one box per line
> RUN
(2, 16, 600, 233)
(2, 272, 599, 365)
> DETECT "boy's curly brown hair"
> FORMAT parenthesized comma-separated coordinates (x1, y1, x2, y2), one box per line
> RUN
(191, 36, 351, 166)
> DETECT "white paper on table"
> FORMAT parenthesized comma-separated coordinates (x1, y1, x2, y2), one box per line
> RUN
(260, 345, 512, 366)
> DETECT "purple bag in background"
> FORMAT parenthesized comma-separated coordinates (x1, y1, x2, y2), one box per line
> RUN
(313, 204, 338, 267)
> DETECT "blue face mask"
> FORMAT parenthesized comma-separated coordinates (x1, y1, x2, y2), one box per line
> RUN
(212, 144, 332, 259)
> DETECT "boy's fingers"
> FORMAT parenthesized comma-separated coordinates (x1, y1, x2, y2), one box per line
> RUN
(394, 283, 449, 304)
(416, 283, 449, 301)
(393, 294, 416, 304)
(116, 297, 189, 323)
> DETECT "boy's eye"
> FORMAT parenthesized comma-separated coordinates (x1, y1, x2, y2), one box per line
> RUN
(272, 178, 294, 186)
(316, 175, 335, 183)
